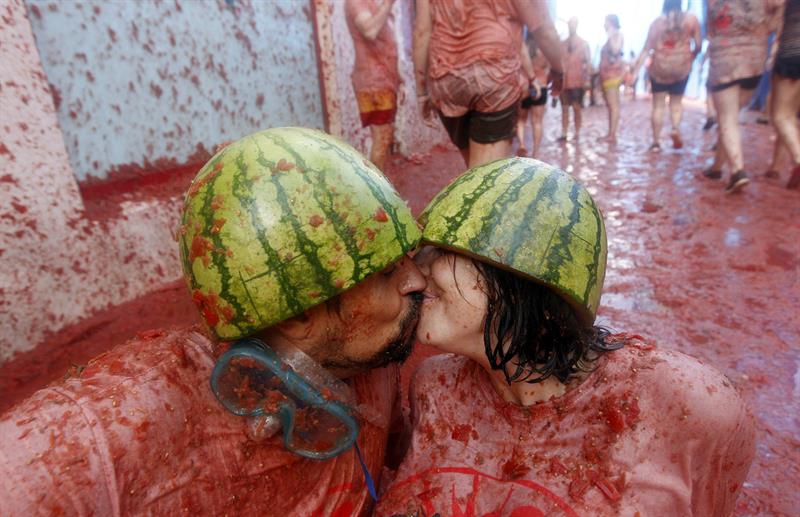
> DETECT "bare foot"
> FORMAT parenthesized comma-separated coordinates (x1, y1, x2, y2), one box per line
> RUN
(670, 132, 683, 149)
(788, 165, 800, 189)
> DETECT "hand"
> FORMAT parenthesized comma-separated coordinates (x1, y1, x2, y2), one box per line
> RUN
(418, 94, 434, 120)
(548, 70, 563, 98)
(529, 80, 542, 100)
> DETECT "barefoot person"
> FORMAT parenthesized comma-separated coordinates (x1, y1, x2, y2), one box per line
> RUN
(599, 14, 625, 143)
(516, 30, 550, 158)
(376, 158, 756, 516)
(559, 17, 592, 142)
(413, 0, 564, 168)
(0, 128, 427, 515)
(770, 0, 800, 189)
(704, 0, 783, 193)
(346, 0, 400, 171)
(634, 0, 701, 151)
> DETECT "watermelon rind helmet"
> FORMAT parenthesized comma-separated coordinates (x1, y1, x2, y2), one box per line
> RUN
(419, 157, 606, 325)
(180, 127, 421, 340)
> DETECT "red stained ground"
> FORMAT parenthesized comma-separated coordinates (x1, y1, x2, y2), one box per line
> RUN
(0, 100, 797, 516)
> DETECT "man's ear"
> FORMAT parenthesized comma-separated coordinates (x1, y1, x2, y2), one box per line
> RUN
(270, 310, 315, 341)
(269, 301, 333, 344)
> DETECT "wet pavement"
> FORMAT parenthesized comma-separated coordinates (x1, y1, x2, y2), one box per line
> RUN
(0, 98, 797, 516)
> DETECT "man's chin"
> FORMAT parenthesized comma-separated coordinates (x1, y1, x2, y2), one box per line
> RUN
(325, 295, 422, 373)
(365, 295, 421, 368)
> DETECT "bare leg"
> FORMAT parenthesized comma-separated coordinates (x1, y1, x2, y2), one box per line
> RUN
(516, 108, 529, 156)
(603, 84, 621, 141)
(651, 91, 667, 148)
(560, 100, 569, 139)
(574, 103, 583, 138)
(468, 139, 512, 168)
(766, 138, 787, 177)
(712, 85, 752, 191)
(669, 93, 684, 148)
(712, 86, 747, 171)
(458, 148, 469, 167)
(770, 75, 800, 164)
(532, 105, 545, 158)
(770, 74, 800, 188)
(703, 87, 717, 130)
(369, 123, 393, 171)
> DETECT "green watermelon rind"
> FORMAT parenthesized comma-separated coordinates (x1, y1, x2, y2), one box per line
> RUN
(420, 157, 606, 325)
(180, 127, 421, 340)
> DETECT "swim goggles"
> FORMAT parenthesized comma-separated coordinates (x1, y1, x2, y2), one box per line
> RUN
(210, 338, 361, 461)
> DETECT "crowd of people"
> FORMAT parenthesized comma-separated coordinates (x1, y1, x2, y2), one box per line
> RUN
(369, 0, 797, 193)
(2, 0, 792, 515)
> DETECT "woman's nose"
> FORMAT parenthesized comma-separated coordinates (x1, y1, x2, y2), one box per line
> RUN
(413, 246, 438, 276)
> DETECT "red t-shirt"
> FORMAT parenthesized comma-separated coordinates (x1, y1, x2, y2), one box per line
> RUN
(0, 328, 396, 516)
(345, 0, 399, 93)
(376, 337, 755, 516)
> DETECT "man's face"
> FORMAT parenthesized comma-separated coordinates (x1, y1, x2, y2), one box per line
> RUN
(318, 255, 426, 374)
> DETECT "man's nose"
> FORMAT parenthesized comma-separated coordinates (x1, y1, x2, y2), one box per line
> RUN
(395, 256, 427, 295)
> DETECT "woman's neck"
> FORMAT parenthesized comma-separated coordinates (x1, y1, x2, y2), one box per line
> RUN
(485, 367, 568, 406)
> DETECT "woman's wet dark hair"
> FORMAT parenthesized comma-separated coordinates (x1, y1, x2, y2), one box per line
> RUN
(474, 261, 621, 385)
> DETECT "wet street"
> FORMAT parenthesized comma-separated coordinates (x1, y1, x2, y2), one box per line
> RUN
(1, 98, 797, 516)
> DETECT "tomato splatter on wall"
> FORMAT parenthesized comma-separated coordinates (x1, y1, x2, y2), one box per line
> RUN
(25, 0, 324, 182)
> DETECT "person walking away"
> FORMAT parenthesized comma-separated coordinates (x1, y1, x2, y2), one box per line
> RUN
(413, 0, 564, 169)
(559, 17, 592, 142)
(516, 30, 550, 158)
(599, 14, 624, 143)
(346, 0, 400, 171)
(770, 0, 800, 189)
(634, 0, 701, 152)
(703, 0, 783, 193)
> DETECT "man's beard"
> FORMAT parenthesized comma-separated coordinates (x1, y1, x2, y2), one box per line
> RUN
(322, 293, 423, 373)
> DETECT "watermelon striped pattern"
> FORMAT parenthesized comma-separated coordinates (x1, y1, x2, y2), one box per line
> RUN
(419, 157, 606, 324)
(180, 127, 421, 340)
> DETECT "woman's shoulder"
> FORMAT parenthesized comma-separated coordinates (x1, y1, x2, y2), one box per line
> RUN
(607, 340, 751, 435)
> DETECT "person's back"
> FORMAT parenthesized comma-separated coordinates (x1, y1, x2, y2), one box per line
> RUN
(649, 11, 699, 83)
(427, 0, 522, 79)
(0, 328, 396, 515)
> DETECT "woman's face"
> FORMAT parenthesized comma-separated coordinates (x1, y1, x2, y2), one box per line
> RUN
(414, 247, 487, 358)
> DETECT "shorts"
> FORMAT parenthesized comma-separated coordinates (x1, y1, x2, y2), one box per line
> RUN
(601, 77, 623, 91)
(521, 89, 548, 109)
(709, 75, 762, 93)
(773, 57, 800, 80)
(560, 88, 585, 106)
(356, 90, 397, 127)
(439, 102, 518, 150)
(651, 76, 689, 96)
